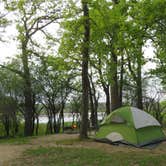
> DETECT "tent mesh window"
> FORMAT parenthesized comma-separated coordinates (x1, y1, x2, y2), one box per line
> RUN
(110, 115, 126, 124)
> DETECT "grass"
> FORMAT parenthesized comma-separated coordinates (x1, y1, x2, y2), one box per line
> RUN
(12, 146, 166, 166)
(0, 123, 165, 165)
(0, 122, 74, 137)
(0, 136, 33, 145)
(56, 138, 81, 145)
(1, 127, 166, 165)
(0, 121, 77, 145)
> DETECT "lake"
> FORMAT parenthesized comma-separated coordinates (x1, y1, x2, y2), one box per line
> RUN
(38, 112, 105, 123)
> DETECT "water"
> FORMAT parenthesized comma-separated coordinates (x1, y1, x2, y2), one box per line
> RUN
(38, 112, 105, 123)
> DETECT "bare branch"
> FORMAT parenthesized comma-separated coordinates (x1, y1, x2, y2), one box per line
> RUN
(29, 15, 63, 37)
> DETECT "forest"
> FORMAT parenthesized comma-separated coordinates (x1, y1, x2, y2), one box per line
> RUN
(0, 0, 166, 140)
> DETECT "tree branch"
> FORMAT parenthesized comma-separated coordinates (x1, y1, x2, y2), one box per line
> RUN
(0, 64, 24, 77)
(29, 15, 62, 37)
(125, 49, 137, 81)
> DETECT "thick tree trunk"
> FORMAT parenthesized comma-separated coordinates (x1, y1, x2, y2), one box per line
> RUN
(119, 55, 124, 106)
(136, 54, 143, 109)
(80, 1, 90, 139)
(24, 87, 33, 136)
(88, 77, 98, 130)
(104, 86, 111, 115)
(111, 52, 121, 111)
(136, 78, 143, 109)
(35, 116, 39, 135)
(109, 0, 121, 112)
(22, 41, 34, 136)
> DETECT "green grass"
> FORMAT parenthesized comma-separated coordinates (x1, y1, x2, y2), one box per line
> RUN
(0, 136, 32, 145)
(0, 121, 78, 145)
(12, 147, 166, 166)
(0, 122, 75, 137)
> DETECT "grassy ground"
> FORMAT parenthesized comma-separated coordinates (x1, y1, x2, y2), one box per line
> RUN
(12, 145, 166, 166)
(1, 129, 164, 166)
(0, 136, 32, 145)
(0, 122, 75, 137)
(0, 128, 166, 166)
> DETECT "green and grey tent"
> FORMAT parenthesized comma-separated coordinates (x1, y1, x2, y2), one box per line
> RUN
(96, 106, 166, 147)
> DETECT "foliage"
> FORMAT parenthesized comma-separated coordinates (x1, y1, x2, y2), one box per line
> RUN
(0, 2, 9, 41)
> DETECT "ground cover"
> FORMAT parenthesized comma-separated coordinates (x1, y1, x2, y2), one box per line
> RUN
(0, 130, 165, 166)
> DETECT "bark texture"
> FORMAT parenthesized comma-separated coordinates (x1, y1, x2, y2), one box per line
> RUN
(80, 0, 90, 139)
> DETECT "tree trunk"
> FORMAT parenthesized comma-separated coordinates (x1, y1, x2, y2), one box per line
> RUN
(104, 86, 111, 115)
(24, 90, 33, 136)
(89, 77, 99, 130)
(22, 41, 34, 136)
(46, 109, 53, 134)
(109, 0, 121, 112)
(89, 78, 98, 129)
(60, 102, 65, 133)
(4, 116, 10, 137)
(80, 1, 90, 139)
(119, 55, 124, 106)
(136, 53, 143, 109)
(111, 51, 120, 111)
(35, 116, 39, 135)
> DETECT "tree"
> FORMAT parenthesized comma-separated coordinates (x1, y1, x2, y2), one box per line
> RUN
(143, 0, 166, 89)
(0, 64, 23, 137)
(2, 0, 63, 136)
(88, 72, 99, 130)
(80, 0, 90, 139)
(123, 0, 166, 109)
(69, 94, 81, 128)
(90, 0, 128, 111)
(33, 55, 74, 134)
(0, 96, 18, 137)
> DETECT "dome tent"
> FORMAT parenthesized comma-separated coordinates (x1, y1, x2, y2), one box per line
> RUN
(96, 106, 166, 147)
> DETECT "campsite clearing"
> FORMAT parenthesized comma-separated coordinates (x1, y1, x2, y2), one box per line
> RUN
(0, 132, 166, 166)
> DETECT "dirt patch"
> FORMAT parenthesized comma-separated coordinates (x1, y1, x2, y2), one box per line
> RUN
(30, 134, 79, 146)
(0, 145, 29, 165)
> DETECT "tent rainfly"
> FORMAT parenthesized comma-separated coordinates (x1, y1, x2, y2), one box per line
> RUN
(96, 106, 166, 147)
